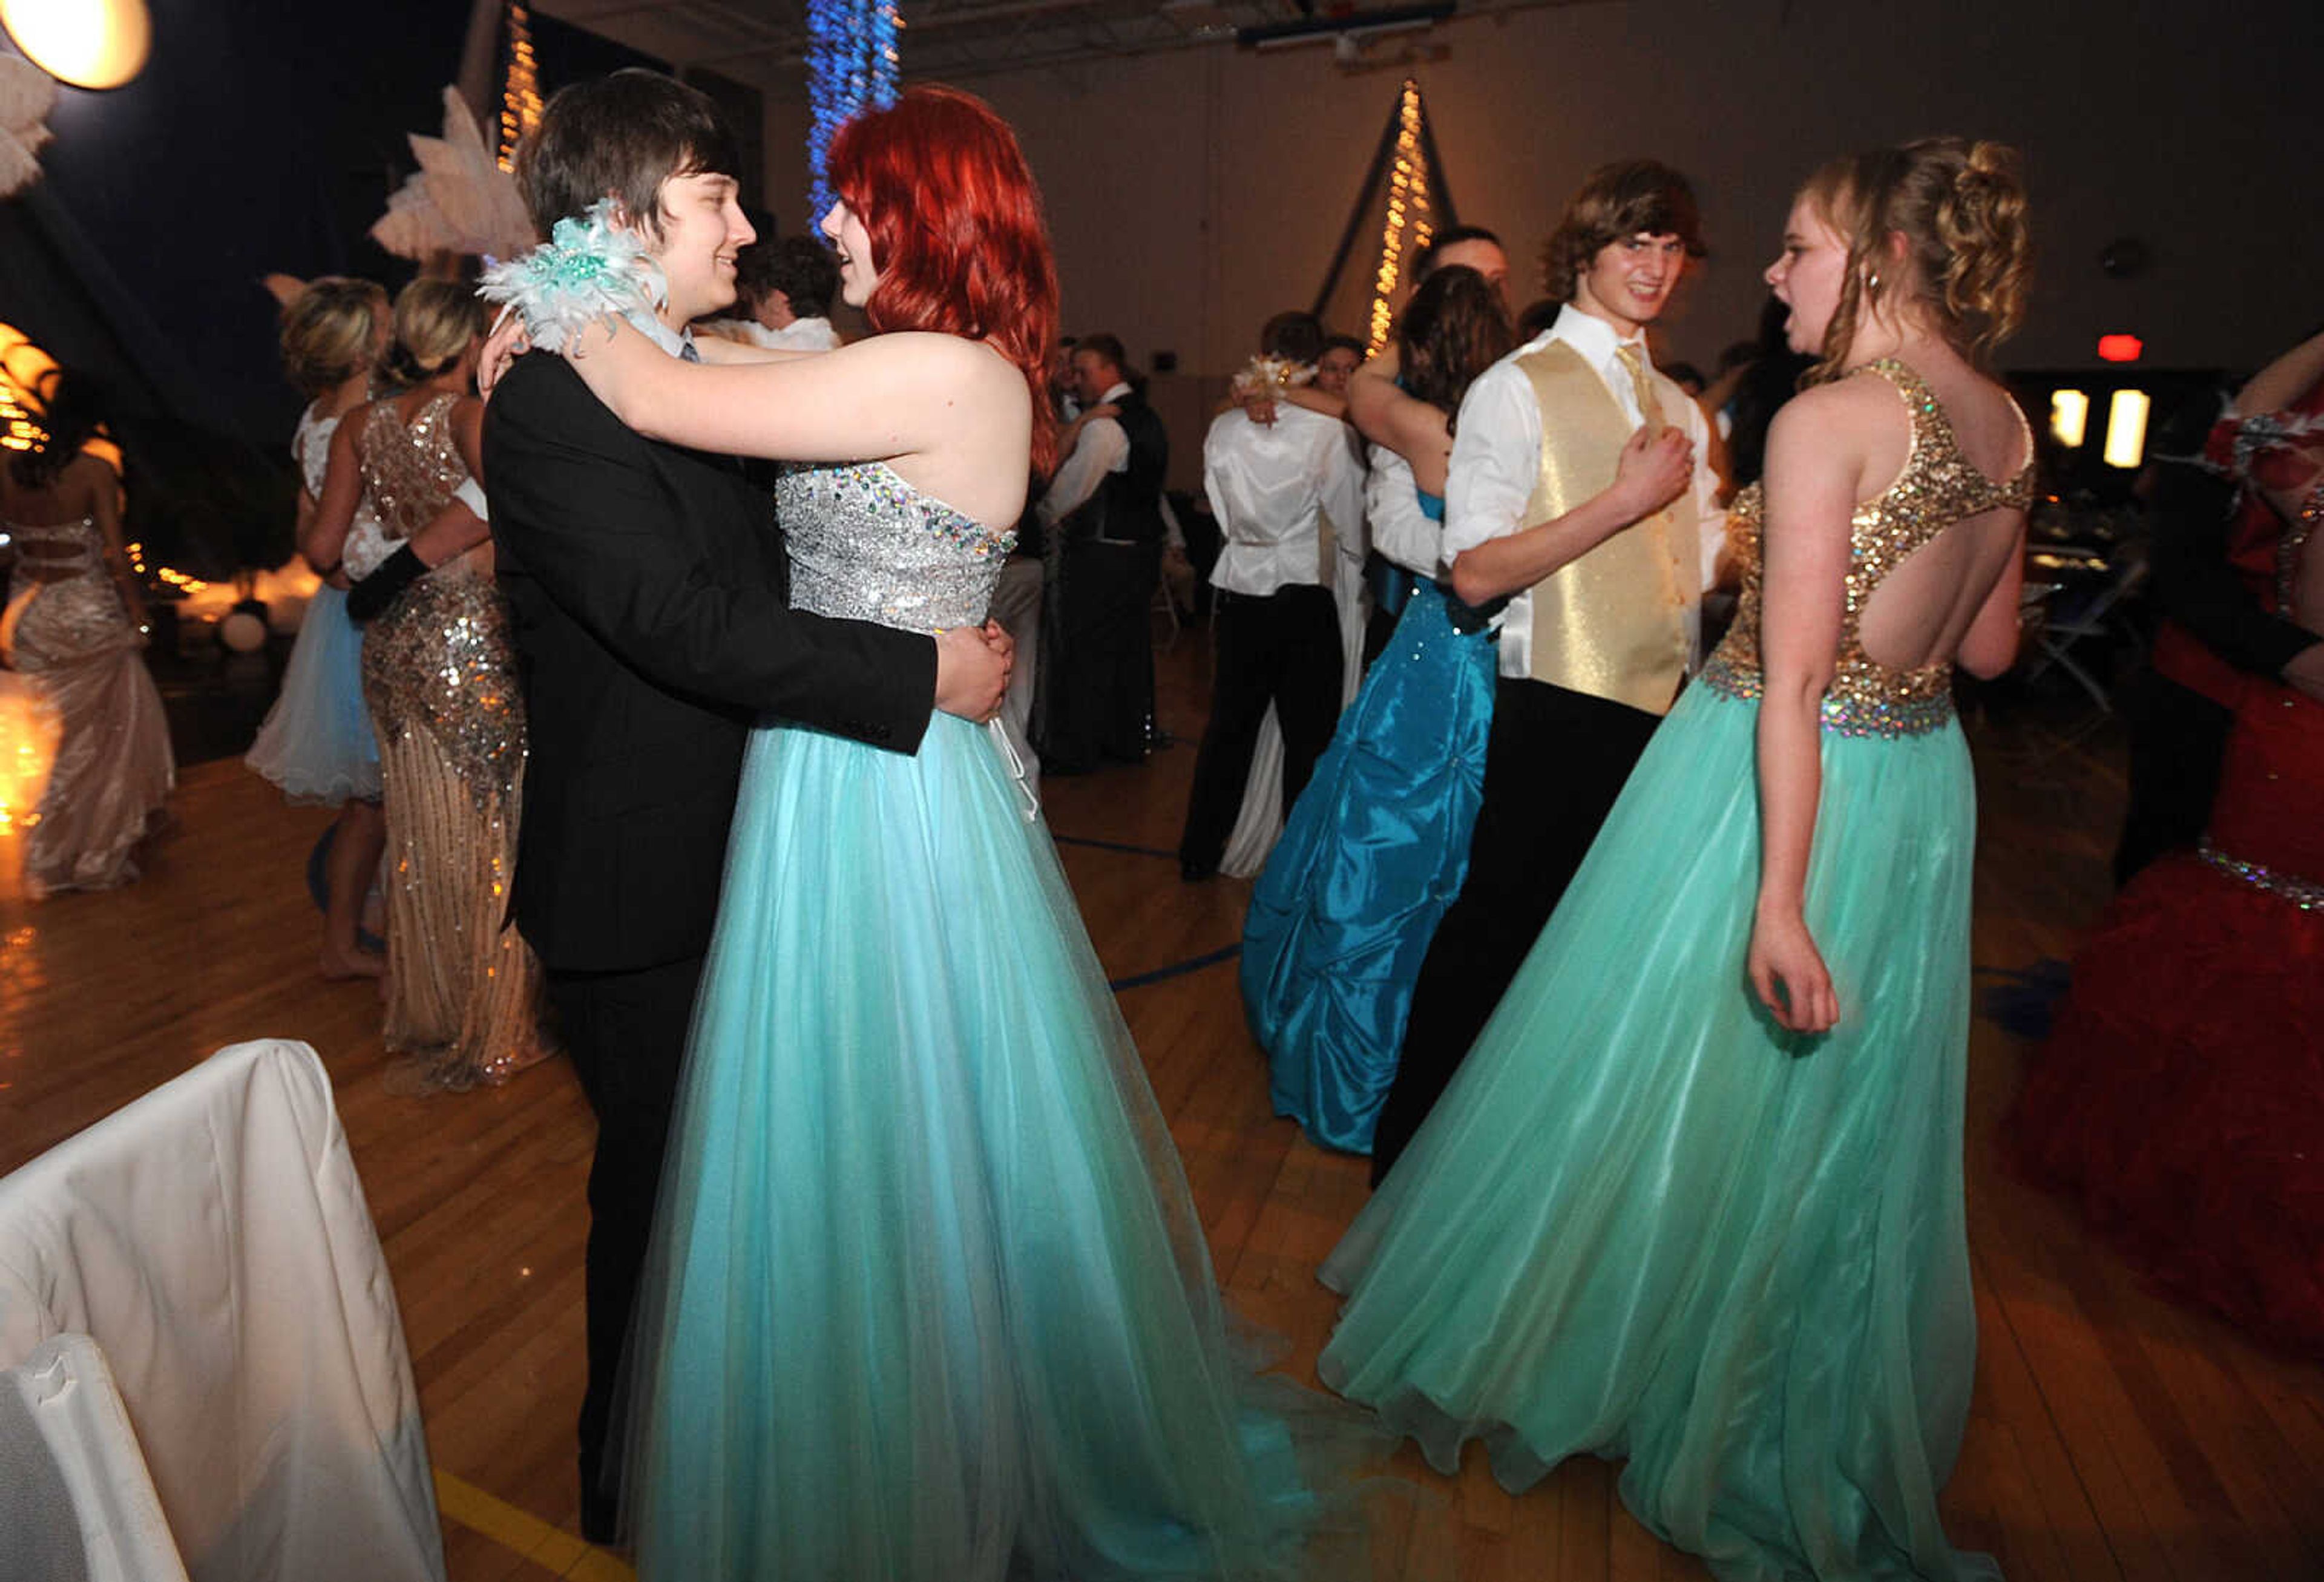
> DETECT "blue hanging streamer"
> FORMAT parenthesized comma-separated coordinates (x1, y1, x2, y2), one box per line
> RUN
(807, 0, 901, 232)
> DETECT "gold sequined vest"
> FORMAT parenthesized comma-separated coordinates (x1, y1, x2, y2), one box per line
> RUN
(1512, 340, 1700, 716)
(1701, 358, 2035, 737)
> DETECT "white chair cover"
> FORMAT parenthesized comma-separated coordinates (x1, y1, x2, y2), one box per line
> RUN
(0, 1040, 446, 1582)
(0, 1333, 188, 1582)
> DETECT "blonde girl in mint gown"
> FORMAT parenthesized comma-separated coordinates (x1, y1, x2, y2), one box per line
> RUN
(1319, 137, 2036, 1582)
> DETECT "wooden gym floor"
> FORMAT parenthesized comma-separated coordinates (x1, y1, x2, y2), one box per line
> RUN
(2, 634, 2319, 1581)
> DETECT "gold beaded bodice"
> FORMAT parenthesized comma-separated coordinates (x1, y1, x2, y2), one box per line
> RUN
(359, 392, 468, 542)
(1701, 359, 2034, 737)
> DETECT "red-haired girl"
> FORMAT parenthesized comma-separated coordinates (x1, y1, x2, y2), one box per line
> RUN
(504, 85, 1355, 1578)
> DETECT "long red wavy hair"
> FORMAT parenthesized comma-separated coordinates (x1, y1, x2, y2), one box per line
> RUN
(827, 86, 1060, 471)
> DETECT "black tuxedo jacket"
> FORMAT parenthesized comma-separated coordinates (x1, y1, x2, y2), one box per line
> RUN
(484, 353, 936, 974)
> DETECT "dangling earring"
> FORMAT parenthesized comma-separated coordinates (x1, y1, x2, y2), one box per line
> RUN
(1865, 271, 1882, 294)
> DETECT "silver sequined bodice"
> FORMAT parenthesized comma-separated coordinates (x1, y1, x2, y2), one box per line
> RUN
(775, 461, 1016, 632)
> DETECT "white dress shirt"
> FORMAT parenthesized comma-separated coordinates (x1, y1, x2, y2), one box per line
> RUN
(1037, 381, 1133, 529)
(1444, 304, 1724, 678)
(697, 315, 841, 352)
(1203, 403, 1367, 597)
(1366, 444, 1441, 576)
(750, 315, 841, 351)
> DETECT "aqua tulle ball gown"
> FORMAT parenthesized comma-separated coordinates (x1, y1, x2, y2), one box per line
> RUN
(622, 462, 1376, 1581)
(1319, 362, 2026, 1581)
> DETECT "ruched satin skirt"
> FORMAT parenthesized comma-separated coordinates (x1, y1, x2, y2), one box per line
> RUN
(1243, 581, 1496, 1154)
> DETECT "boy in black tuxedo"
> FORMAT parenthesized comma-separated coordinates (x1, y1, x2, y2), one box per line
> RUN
(479, 70, 1009, 1541)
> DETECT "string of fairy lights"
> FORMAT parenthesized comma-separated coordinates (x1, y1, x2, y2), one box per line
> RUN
(806, 0, 901, 229)
(1367, 79, 1434, 358)
(497, 1, 543, 173)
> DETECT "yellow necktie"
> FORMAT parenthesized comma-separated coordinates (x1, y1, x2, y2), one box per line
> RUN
(1613, 342, 1662, 435)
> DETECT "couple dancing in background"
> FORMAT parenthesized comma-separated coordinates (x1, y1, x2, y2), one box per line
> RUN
(491, 69, 2029, 1582)
(1262, 140, 2033, 1580)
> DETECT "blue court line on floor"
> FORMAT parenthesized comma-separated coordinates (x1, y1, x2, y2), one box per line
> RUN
(1109, 942, 1241, 994)
(1052, 832, 1181, 861)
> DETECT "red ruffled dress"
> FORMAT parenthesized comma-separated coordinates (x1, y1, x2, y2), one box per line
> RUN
(2014, 410, 2324, 1352)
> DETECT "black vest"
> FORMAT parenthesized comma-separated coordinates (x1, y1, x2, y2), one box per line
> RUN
(1060, 388, 1169, 546)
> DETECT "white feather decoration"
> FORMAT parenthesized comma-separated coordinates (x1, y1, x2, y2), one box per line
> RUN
(477, 199, 666, 355)
(0, 56, 58, 200)
(369, 87, 536, 262)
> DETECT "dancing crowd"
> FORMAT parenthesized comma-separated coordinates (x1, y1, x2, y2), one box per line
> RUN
(5, 61, 2322, 1582)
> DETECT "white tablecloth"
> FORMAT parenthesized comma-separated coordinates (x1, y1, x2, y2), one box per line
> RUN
(0, 1040, 445, 1582)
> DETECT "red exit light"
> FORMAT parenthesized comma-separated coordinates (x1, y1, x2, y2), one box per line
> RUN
(2097, 334, 2144, 363)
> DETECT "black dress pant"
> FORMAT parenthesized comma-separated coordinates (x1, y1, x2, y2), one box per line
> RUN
(1038, 538, 1160, 772)
(1178, 583, 1343, 873)
(547, 952, 706, 1529)
(1369, 676, 1663, 1184)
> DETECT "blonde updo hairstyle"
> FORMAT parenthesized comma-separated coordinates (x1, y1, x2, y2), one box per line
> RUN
(279, 277, 389, 399)
(388, 278, 487, 386)
(1799, 137, 2032, 385)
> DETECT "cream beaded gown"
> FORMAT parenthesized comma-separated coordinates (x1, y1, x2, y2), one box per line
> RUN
(356, 393, 545, 1087)
(0, 514, 172, 895)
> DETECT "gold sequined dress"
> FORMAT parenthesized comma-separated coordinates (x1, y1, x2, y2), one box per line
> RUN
(357, 393, 546, 1087)
(1319, 359, 2030, 1582)
(0, 514, 174, 896)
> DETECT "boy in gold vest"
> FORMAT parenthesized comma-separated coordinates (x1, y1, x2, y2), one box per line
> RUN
(1370, 160, 1725, 1184)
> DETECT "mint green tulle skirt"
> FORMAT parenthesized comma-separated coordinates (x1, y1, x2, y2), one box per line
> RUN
(623, 715, 1384, 1581)
(1319, 683, 1997, 1582)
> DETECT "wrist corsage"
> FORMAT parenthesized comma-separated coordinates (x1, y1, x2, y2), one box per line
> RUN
(1229, 353, 1315, 403)
(478, 197, 668, 353)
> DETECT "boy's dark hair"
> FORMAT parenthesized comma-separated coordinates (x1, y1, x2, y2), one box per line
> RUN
(516, 68, 742, 239)
(737, 234, 841, 319)
(1259, 310, 1325, 364)
(1319, 333, 1365, 360)
(1541, 161, 1704, 302)
(1411, 224, 1503, 281)
(1075, 333, 1128, 374)
(1514, 297, 1561, 341)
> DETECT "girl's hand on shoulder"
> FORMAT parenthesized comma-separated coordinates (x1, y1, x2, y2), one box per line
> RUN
(1748, 906, 1839, 1034)
(477, 312, 532, 397)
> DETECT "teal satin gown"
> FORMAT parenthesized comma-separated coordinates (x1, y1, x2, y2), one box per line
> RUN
(1319, 361, 2030, 1581)
(623, 461, 1374, 1581)
(1243, 490, 1501, 1153)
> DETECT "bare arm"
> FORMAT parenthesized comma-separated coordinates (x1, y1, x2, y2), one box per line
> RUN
(304, 416, 365, 573)
(1275, 384, 1347, 422)
(691, 335, 820, 367)
(1745, 395, 1857, 1034)
(450, 396, 487, 485)
(81, 458, 146, 629)
(404, 498, 492, 566)
(1347, 350, 1454, 484)
(566, 314, 984, 465)
(2233, 325, 2324, 418)
(1448, 426, 1692, 606)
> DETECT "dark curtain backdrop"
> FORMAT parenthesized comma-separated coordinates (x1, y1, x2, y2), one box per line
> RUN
(0, 1, 667, 571)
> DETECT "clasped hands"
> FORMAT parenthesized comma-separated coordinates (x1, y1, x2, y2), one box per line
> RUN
(934, 622, 1016, 723)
